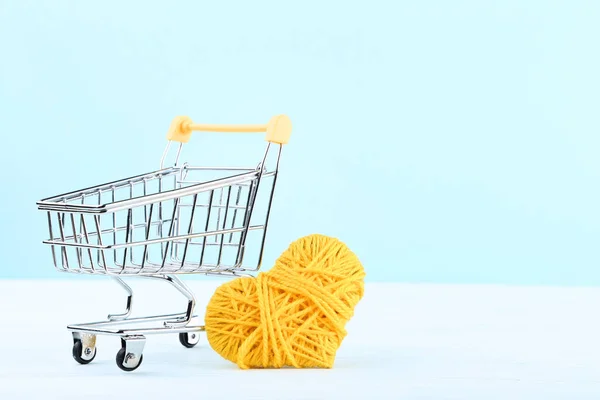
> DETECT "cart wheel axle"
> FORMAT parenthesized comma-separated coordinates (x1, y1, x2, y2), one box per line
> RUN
(116, 335, 146, 372)
(72, 339, 97, 364)
(179, 332, 200, 348)
(72, 333, 97, 365)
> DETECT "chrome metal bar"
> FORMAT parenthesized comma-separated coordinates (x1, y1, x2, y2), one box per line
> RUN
(160, 141, 172, 169)
(68, 321, 205, 337)
(177, 180, 253, 187)
(94, 215, 108, 273)
(126, 274, 197, 328)
(78, 195, 94, 271)
(174, 142, 183, 166)
(112, 187, 117, 266)
(55, 264, 255, 276)
(79, 214, 95, 272)
(215, 188, 224, 243)
(162, 275, 196, 328)
(158, 174, 164, 258)
(199, 190, 214, 267)
(157, 198, 180, 274)
(140, 178, 149, 273)
(39, 171, 259, 214)
(173, 168, 184, 259)
(107, 277, 133, 321)
(38, 167, 179, 205)
(229, 185, 243, 243)
(120, 209, 133, 274)
(57, 213, 69, 270)
(170, 180, 179, 260)
(55, 219, 173, 242)
(140, 203, 154, 273)
(177, 203, 246, 210)
(236, 179, 258, 265)
(47, 212, 58, 269)
(38, 166, 262, 208)
(180, 194, 198, 268)
(184, 166, 255, 171)
(96, 190, 103, 269)
(129, 183, 135, 266)
(234, 142, 275, 269)
(69, 214, 83, 270)
(253, 144, 283, 271)
(143, 178, 148, 221)
(69, 326, 203, 336)
(42, 225, 266, 250)
(217, 186, 232, 266)
(173, 240, 242, 247)
(108, 171, 256, 213)
(72, 313, 190, 328)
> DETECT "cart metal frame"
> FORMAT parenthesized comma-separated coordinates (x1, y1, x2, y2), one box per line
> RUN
(36, 115, 292, 371)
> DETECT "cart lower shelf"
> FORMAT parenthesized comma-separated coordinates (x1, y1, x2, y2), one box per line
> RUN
(69, 313, 205, 372)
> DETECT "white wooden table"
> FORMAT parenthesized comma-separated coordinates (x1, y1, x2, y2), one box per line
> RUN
(0, 280, 598, 399)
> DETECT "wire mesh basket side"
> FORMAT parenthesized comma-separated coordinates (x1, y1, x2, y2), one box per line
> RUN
(43, 168, 277, 275)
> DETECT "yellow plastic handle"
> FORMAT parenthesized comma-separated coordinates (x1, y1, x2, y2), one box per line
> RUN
(166, 114, 292, 145)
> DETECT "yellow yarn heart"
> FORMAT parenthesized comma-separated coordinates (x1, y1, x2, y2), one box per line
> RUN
(204, 234, 366, 369)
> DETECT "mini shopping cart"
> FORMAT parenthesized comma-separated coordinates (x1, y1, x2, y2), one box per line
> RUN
(36, 114, 292, 371)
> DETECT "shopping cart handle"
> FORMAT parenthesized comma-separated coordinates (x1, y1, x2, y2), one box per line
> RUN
(166, 115, 292, 145)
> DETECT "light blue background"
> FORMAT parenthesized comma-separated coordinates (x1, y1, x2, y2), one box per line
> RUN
(1, 1, 599, 285)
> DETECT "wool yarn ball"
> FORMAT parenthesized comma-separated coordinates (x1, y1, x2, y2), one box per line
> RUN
(204, 234, 366, 369)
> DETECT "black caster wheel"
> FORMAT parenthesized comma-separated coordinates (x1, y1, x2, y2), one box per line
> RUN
(116, 347, 144, 372)
(179, 332, 200, 348)
(72, 339, 97, 365)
